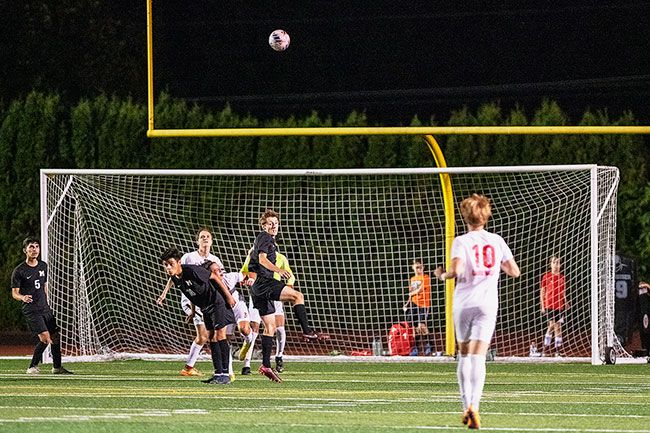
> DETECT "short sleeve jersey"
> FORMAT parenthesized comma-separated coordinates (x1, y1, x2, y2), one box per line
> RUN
(11, 260, 49, 313)
(451, 229, 513, 310)
(171, 264, 222, 310)
(541, 272, 566, 311)
(410, 274, 431, 308)
(249, 231, 277, 279)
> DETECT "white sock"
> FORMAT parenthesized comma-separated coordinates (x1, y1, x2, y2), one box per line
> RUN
(244, 331, 259, 368)
(469, 354, 487, 411)
(186, 342, 203, 368)
(228, 348, 233, 375)
(457, 355, 472, 410)
(275, 326, 286, 357)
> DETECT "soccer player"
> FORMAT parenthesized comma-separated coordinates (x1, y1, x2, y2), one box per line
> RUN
(434, 194, 520, 429)
(160, 247, 236, 385)
(403, 258, 434, 356)
(540, 256, 567, 357)
(157, 228, 252, 377)
(11, 237, 73, 375)
(248, 209, 328, 382)
(241, 250, 295, 373)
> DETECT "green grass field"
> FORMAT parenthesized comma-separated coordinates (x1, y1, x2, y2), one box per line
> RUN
(1, 359, 649, 432)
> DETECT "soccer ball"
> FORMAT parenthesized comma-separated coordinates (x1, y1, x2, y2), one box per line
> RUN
(269, 29, 290, 51)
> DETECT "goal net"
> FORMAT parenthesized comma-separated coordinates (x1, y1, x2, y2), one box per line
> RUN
(41, 166, 621, 364)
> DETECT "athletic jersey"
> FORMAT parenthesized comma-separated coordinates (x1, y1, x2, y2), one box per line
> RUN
(242, 251, 295, 286)
(451, 229, 513, 310)
(11, 260, 49, 313)
(541, 272, 566, 310)
(248, 231, 277, 279)
(171, 264, 222, 311)
(410, 274, 431, 308)
(180, 251, 237, 295)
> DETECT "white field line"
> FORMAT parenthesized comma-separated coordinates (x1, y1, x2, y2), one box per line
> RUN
(1, 407, 650, 431)
(1, 405, 649, 419)
(1, 392, 650, 407)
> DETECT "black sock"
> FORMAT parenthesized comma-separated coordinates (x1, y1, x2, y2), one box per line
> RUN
(30, 342, 47, 368)
(209, 341, 222, 375)
(261, 335, 273, 368)
(219, 339, 230, 375)
(51, 343, 62, 369)
(293, 304, 312, 334)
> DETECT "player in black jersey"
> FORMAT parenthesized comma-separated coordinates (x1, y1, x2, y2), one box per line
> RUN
(248, 209, 329, 382)
(160, 247, 236, 385)
(11, 237, 72, 375)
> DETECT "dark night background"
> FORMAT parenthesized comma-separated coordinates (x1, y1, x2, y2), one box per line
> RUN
(1, 1, 649, 123)
(154, 1, 650, 123)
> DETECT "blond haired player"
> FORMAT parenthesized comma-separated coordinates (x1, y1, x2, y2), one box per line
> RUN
(435, 194, 520, 429)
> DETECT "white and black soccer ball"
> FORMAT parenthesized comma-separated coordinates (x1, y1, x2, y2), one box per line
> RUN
(269, 29, 290, 51)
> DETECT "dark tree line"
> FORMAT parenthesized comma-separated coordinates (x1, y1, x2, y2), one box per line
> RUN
(0, 91, 648, 329)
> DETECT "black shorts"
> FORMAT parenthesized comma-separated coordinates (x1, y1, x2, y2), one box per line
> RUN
(545, 309, 565, 323)
(24, 309, 59, 335)
(251, 277, 285, 316)
(202, 303, 235, 331)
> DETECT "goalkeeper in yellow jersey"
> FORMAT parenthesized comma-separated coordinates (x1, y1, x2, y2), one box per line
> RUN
(240, 250, 295, 374)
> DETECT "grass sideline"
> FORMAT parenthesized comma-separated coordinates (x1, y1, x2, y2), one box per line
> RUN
(1, 359, 649, 432)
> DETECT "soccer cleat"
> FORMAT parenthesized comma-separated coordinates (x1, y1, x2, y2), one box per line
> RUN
(202, 374, 230, 385)
(180, 367, 203, 377)
(259, 365, 282, 383)
(26, 366, 40, 375)
(52, 367, 73, 375)
(275, 356, 284, 373)
(241, 366, 251, 375)
(229, 373, 236, 382)
(461, 409, 470, 425)
(238, 340, 253, 361)
(466, 406, 481, 430)
(303, 331, 330, 342)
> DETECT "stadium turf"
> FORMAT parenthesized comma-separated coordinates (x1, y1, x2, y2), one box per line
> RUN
(0, 359, 649, 432)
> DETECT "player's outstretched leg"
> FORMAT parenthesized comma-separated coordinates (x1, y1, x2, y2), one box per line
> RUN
(281, 288, 329, 342)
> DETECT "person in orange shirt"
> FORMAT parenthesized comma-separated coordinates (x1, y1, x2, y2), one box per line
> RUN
(403, 259, 433, 355)
(540, 256, 568, 356)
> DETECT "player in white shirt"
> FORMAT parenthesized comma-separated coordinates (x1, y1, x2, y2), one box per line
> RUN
(157, 228, 253, 377)
(435, 194, 520, 430)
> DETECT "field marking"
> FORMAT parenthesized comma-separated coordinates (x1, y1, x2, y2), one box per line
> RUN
(2, 391, 650, 407)
(1, 373, 648, 391)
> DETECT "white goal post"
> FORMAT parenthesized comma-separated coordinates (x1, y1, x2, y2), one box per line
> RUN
(40, 165, 622, 364)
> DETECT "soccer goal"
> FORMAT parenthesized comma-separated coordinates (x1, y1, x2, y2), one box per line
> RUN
(41, 165, 621, 364)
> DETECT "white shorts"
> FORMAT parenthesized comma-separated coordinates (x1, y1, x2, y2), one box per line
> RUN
(248, 295, 261, 324)
(273, 300, 285, 316)
(453, 305, 497, 343)
(226, 297, 251, 334)
(181, 294, 204, 327)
